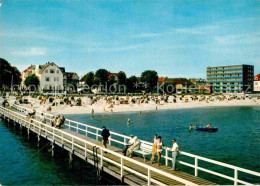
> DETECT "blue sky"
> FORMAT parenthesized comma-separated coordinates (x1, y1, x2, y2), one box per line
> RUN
(0, 0, 260, 78)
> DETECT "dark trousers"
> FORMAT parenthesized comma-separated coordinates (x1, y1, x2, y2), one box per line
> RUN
(122, 145, 130, 156)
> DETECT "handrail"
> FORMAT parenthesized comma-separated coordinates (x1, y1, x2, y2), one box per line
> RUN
(0, 105, 196, 186)
(6, 101, 260, 185)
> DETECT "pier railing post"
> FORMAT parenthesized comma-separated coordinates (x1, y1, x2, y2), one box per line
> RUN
(52, 128, 55, 142)
(147, 168, 151, 186)
(85, 142, 87, 160)
(234, 169, 238, 185)
(96, 130, 98, 141)
(76, 123, 79, 133)
(72, 137, 74, 151)
(109, 136, 111, 146)
(62, 133, 64, 145)
(165, 149, 168, 166)
(120, 157, 124, 182)
(195, 157, 198, 177)
(101, 149, 103, 169)
(124, 137, 127, 145)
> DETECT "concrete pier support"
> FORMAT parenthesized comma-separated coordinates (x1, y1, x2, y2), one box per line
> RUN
(51, 143, 55, 157)
(37, 135, 40, 147)
(69, 151, 74, 170)
(27, 128, 30, 140)
(20, 124, 23, 134)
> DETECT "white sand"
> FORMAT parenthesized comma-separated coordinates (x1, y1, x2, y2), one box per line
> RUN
(12, 95, 260, 115)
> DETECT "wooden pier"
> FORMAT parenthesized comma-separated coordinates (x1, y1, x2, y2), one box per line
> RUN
(1, 103, 260, 185)
(0, 105, 215, 185)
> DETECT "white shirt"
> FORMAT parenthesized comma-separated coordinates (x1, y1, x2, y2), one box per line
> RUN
(169, 142, 178, 152)
(128, 137, 135, 145)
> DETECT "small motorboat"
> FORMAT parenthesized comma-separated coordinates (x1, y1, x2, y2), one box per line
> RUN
(196, 127, 218, 132)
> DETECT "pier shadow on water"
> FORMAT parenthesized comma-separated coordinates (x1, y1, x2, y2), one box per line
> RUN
(0, 120, 122, 185)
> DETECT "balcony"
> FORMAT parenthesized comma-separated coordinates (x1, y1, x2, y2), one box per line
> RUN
(207, 80, 242, 83)
(207, 76, 242, 79)
(207, 68, 242, 72)
(206, 72, 243, 76)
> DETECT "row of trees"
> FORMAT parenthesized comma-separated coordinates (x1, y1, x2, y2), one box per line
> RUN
(83, 69, 159, 92)
(0, 58, 160, 93)
(0, 58, 21, 90)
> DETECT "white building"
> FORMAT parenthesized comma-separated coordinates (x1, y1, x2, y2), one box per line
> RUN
(22, 62, 64, 92)
(254, 74, 260, 92)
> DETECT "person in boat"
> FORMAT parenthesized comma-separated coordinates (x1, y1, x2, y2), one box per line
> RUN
(127, 119, 131, 125)
(148, 134, 158, 164)
(206, 123, 211, 128)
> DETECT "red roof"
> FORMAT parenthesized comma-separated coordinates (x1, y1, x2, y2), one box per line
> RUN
(158, 77, 167, 82)
(108, 73, 119, 79)
(23, 65, 32, 73)
(254, 73, 260, 80)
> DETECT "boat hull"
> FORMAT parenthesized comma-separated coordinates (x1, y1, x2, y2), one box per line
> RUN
(196, 127, 218, 132)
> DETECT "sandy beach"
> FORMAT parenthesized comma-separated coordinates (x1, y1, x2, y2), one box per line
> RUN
(8, 95, 260, 115)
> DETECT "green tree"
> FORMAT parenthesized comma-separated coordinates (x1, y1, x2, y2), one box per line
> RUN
(141, 70, 158, 91)
(118, 71, 127, 85)
(126, 76, 138, 91)
(0, 58, 21, 89)
(95, 69, 109, 85)
(85, 71, 95, 87)
(24, 74, 40, 91)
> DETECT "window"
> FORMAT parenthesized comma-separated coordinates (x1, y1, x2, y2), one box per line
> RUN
(54, 77, 59, 81)
(50, 69, 55, 73)
(45, 77, 50, 82)
(45, 70, 48, 73)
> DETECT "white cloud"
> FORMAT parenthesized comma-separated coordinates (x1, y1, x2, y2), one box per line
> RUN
(86, 44, 144, 52)
(134, 33, 159, 38)
(173, 25, 219, 35)
(11, 47, 47, 56)
(214, 32, 260, 45)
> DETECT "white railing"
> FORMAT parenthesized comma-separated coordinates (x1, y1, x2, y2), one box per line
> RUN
(0, 106, 197, 186)
(8, 102, 260, 185)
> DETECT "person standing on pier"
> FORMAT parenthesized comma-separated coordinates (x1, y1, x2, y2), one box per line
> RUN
(101, 126, 110, 149)
(167, 139, 178, 171)
(156, 136, 163, 167)
(148, 134, 158, 164)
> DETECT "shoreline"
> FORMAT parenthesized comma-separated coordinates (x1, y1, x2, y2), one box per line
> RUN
(11, 96, 260, 115)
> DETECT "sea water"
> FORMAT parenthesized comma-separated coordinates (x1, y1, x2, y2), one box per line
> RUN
(0, 106, 259, 184)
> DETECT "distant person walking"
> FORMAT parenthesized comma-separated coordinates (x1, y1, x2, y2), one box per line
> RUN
(101, 126, 110, 149)
(167, 139, 179, 171)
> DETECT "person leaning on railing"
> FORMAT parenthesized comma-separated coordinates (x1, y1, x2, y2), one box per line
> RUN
(167, 139, 179, 171)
